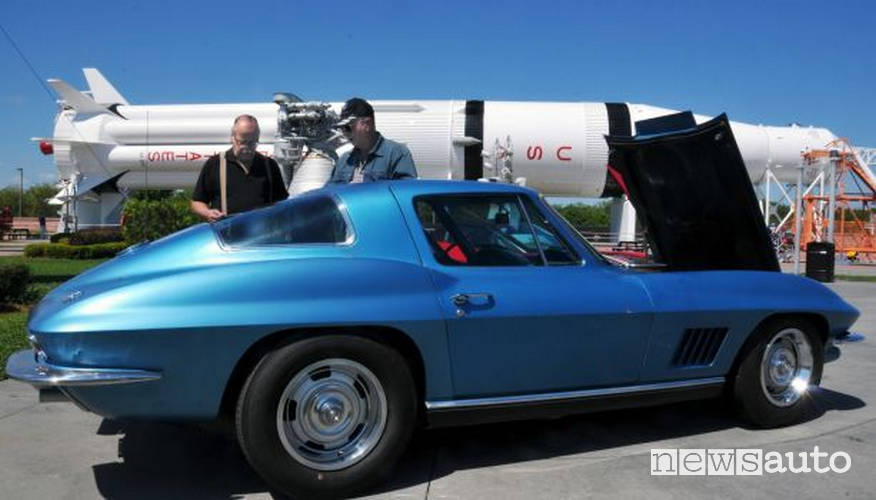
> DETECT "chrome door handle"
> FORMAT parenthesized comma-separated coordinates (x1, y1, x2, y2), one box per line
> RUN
(451, 293, 493, 307)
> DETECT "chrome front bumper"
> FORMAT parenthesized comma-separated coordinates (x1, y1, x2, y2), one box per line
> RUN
(5, 349, 161, 387)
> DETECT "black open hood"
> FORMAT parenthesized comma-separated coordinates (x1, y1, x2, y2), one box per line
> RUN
(606, 113, 779, 272)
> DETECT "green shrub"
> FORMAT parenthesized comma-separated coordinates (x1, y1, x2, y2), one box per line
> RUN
(23, 282, 55, 304)
(68, 228, 124, 246)
(122, 193, 199, 243)
(25, 242, 128, 259)
(49, 233, 67, 243)
(129, 189, 176, 201)
(0, 263, 30, 304)
(24, 244, 45, 257)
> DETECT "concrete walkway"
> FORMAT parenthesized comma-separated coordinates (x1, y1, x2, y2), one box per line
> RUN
(780, 262, 876, 278)
(0, 281, 873, 499)
(0, 239, 45, 257)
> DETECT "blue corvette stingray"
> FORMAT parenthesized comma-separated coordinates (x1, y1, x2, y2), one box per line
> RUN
(7, 116, 859, 498)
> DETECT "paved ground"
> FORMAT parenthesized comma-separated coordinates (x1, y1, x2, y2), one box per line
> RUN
(780, 262, 876, 277)
(1, 281, 874, 499)
(0, 240, 39, 257)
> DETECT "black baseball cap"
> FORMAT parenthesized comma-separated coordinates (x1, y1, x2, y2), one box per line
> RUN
(335, 97, 374, 127)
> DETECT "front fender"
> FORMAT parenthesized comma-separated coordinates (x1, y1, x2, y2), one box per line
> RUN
(27, 257, 452, 419)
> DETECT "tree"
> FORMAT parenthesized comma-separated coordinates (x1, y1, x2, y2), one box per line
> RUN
(552, 202, 611, 231)
(24, 184, 60, 217)
(0, 183, 59, 217)
(0, 187, 19, 214)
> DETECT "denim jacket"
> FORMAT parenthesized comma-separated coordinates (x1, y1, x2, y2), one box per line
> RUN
(328, 134, 417, 183)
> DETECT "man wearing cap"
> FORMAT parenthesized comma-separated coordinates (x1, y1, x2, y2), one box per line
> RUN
(328, 98, 417, 183)
(191, 114, 287, 221)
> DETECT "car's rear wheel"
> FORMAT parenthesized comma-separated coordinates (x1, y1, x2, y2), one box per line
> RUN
(236, 335, 417, 498)
(732, 318, 824, 428)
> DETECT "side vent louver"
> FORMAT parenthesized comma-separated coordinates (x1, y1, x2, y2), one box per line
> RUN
(672, 328, 728, 367)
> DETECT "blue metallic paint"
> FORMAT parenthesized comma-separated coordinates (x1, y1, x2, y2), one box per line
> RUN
(424, 262, 654, 397)
(635, 270, 858, 382)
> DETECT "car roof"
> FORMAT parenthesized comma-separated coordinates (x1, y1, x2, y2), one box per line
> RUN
(320, 179, 538, 199)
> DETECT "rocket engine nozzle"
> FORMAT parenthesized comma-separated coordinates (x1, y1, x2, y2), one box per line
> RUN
(275, 100, 341, 152)
(274, 98, 346, 187)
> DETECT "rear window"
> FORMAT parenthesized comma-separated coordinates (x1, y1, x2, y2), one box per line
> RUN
(215, 194, 351, 248)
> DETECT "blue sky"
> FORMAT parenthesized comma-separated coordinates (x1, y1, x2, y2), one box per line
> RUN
(1, 0, 873, 188)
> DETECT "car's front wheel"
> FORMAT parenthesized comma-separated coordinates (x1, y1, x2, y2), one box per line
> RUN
(732, 318, 824, 428)
(236, 335, 417, 498)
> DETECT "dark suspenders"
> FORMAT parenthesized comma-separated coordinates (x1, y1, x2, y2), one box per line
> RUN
(263, 154, 275, 203)
(217, 153, 277, 209)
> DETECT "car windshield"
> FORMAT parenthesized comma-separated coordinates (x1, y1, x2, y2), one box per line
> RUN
(214, 194, 351, 248)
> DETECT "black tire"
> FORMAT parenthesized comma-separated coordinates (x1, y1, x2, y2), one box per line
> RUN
(236, 335, 417, 499)
(732, 318, 824, 428)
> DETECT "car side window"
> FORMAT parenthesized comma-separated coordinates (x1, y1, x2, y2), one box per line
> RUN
(216, 194, 350, 247)
(415, 195, 550, 267)
(415, 201, 469, 265)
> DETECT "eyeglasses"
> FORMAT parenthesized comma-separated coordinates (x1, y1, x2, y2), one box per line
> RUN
(233, 136, 259, 147)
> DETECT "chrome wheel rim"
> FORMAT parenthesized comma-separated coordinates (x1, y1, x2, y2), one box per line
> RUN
(759, 328, 814, 407)
(276, 358, 387, 471)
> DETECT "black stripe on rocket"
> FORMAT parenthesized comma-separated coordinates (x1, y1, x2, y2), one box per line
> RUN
(601, 102, 631, 197)
(464, 101, 484, 180)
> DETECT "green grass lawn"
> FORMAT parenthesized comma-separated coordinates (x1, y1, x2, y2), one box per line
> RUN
(0, 310, 28, 379)
(1, 256, 108, 283)
(1, 256, 108, 379)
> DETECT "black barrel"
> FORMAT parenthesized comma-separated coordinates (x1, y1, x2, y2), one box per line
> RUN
(806, 242, 835, 282)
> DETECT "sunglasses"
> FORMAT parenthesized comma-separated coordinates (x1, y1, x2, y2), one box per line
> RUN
(339, 116, 369, 134)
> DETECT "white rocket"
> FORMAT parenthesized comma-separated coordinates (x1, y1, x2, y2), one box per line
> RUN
(38, 68, 857, 232)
